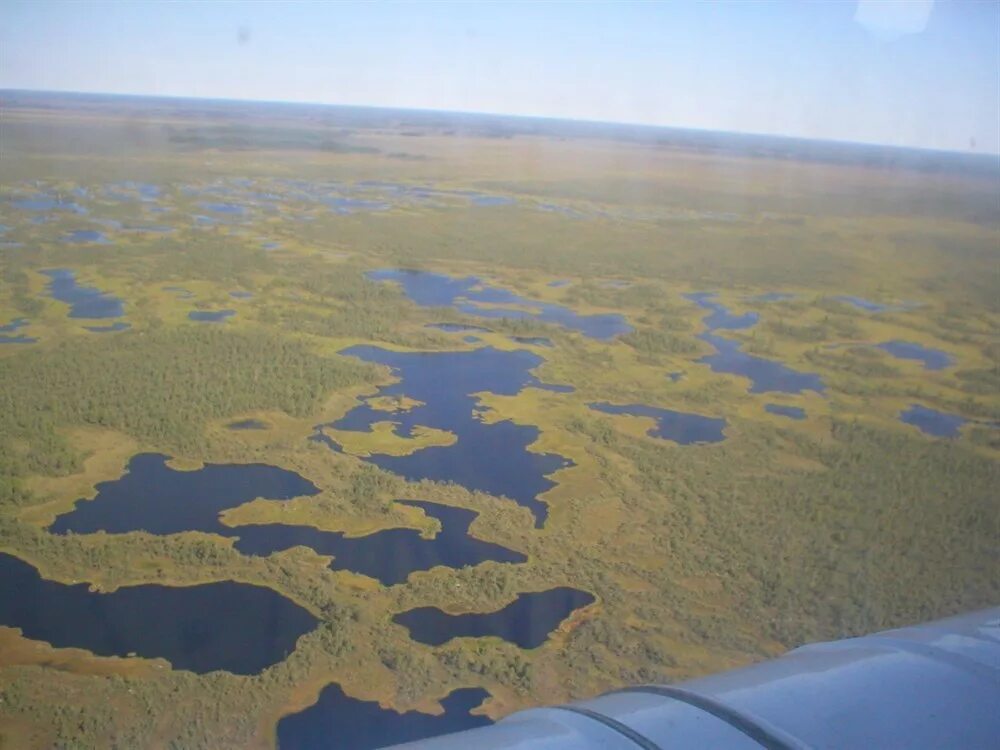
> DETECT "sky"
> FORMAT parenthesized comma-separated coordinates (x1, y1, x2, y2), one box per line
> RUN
(1, 0, 998, 154)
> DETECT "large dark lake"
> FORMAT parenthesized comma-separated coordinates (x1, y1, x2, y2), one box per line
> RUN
(0, 553, 316, 675)
(370, 269, 631, 340)
(277, 684, 491, 750)
(686, 292, 825, 394)
(50, 454, 525, 585)
(313, 346, 574, 527)
(394, 587, 595, 648)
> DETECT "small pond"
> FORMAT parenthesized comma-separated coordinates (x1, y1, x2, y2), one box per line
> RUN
(588, 402, 726, 444)
(228, 419, 269, 430)
(393, 587, 595, 648)
(41, 269, 124, 319)
(0, 552, 316, 675)
(900, 405, 967, 438)
(370, 269, 630, 340)
(277, 684, 491, 750)
(189, 309, 235, 323)
(875, 341, 953, 371)
(765, 404, 806, 420)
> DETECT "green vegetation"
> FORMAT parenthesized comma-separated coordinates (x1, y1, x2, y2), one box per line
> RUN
(0, 101, 997, 749)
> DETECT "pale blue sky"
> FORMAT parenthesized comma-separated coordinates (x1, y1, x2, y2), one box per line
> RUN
(1, 1, 997, 153)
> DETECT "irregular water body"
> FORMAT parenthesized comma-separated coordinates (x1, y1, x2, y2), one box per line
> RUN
(765, 404, 806, 420)
(41, 269, 124, 319)
(588, 402, 726, 444)
(49, 454, 524, 585)
(686, 292, 824, 394)
(0, 552, 316, 675)
(754, 292, 795, 302)
(394, 587, 595, 648)
(313, 346, 575, 527)
(900, 405, 967, 438)
(277, 684, 492, 750)
(189, 309, 235, 322)
(0, 317, 36, 344)
(876, 341, 953, 371)
(234, 500, 526, 585)
(370, 269, 631, 340)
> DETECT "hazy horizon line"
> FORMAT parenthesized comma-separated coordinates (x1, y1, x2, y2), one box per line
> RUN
(3, 85, 999, 159)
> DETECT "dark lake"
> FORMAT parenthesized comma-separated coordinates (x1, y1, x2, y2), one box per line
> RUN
(277, 684, 491, 750)
(50, 454, 524, 585)
(765, 404, 806, 420)
(41, 268, 125, 319)
(588, 402, 726, 444)
(900, 405, 967, 438)
(188, 309, 235, 322)
(876, 340, 953, 370)
(754, 292, 795, 302)
(313, 345, 575, 527)
(50, 453, 321, 537)
(0, 552, 316, 675)
(393, 587, 595, 648)
(229, 290, 254, 299)
(686, 292, 825, 394)
(232, 499, 526, 586)
(370, 269, 631, 340)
